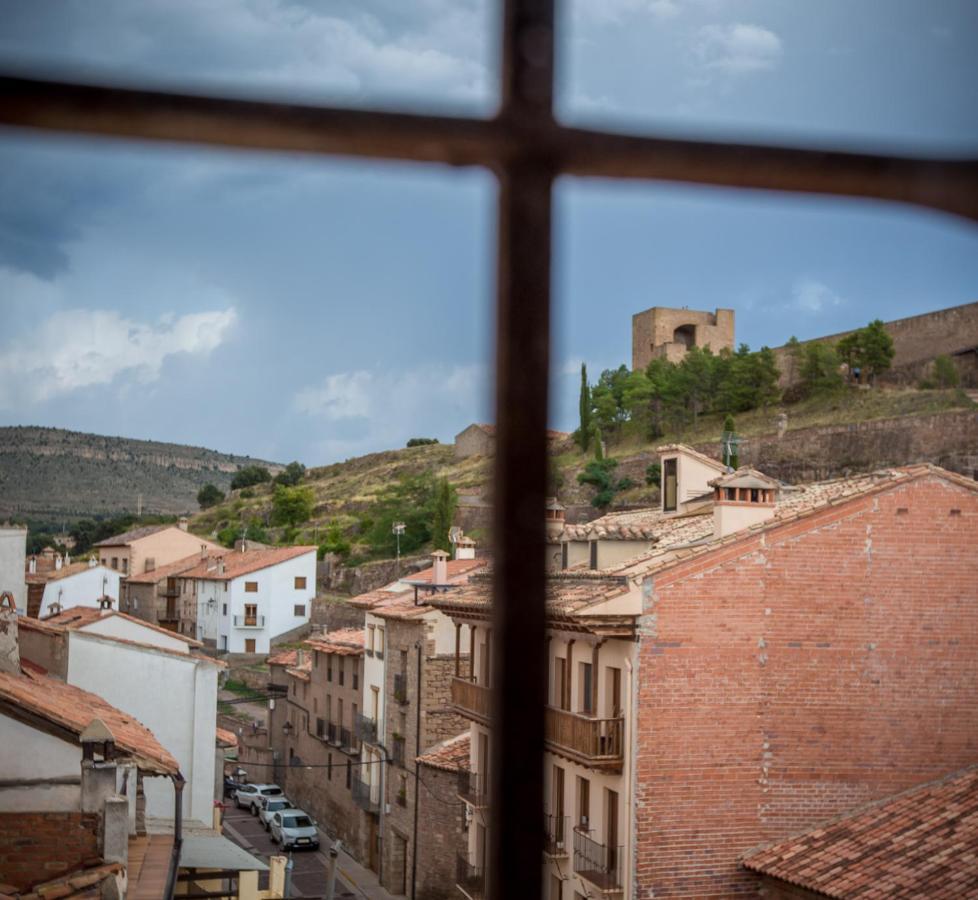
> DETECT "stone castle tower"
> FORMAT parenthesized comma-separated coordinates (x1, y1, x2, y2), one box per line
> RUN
(632, 306, 735, 370)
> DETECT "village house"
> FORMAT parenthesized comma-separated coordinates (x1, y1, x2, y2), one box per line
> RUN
(0, 601, 182, 898)
(94, 520, 220, 577)
(347, 547, 483, 895)
(267, 629, 368, 861)
(432, 445, 978, 898)
(120, 551, 210, 636)
(0, 523, 27, 614)
(26, 556, 121, 618)
(177, 545, 316, 654)
(23, 606, 224, 826)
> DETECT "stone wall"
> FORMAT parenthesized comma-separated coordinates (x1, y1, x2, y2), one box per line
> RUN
(0, 811, 100, 891)
(423, 655, 469, 747)
(415, 763, 468, 900)
(771, 300, 978, 387)
(632, 306, 735, 371)
(321, 555, 430, 596)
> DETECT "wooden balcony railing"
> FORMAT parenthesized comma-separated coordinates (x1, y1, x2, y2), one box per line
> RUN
(450, 677, 491, 723)
(545, 707, 624, 771)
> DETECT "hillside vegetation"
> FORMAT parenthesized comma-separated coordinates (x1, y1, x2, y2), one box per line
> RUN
(0, 426, 281, 522)
(189, 386, 975, 560)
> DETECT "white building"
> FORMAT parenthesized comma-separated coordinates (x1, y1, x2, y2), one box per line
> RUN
(179, 546, 317, 654)
(0, 524, 27, 613)
(34, 559, 121, 618)
(35, 607, 223, 825)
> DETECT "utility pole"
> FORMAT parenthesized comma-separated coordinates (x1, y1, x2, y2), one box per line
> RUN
(324, 839, 341, 900)
(392, 522, 405, 574)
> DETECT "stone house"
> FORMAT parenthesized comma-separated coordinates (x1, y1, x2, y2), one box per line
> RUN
(268, 629, 369, 862)
(454, 423, 570, 460)
(120, 551, 209, 637)
(434, 445, 978, 899)
(631, 305, 735, 369)
(0, 523, 27, 614)
(94, 521, 220, 578)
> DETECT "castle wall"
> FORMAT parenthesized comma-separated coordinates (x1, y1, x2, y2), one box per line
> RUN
(632, 307, 735, 370)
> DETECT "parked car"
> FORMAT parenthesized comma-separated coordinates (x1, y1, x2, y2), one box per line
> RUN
(223, 770, 248, 799)
(269, 809, 320, 850)
(234, 783, 283, 815)
(259, 797, 295, 831)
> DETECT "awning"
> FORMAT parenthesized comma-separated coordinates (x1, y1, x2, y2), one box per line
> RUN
(179, 834, 268, 872)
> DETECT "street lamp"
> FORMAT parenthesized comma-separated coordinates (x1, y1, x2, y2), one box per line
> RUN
(282, 720, 293, 737)
(392, 522, 406, 572)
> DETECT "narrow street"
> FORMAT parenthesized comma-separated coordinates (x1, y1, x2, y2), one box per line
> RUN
(222, 803, 400, 900)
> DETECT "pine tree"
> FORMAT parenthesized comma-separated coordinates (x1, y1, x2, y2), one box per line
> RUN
(430, 478, 457, 552)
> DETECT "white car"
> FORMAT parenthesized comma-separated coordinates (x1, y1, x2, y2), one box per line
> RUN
(234, 783, 283, 815)
(269, 809, 320, 851)
(259, 797, 295, 831)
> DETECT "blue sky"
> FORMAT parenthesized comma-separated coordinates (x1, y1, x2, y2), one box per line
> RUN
(0, 0, 976, 464)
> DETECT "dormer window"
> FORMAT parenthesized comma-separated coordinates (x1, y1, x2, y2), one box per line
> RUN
(663, 458, 678, 512)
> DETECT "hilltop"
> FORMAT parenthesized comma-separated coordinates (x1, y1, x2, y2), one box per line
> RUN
(0, 426, 282, 522)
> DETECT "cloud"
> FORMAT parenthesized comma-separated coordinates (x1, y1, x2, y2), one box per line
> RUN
(0, 300, 237, 408)
(791, 278, 844, 314)
(575, 0, 682, 26)
(294, 363, 488, 460)
(693, 23, 783, 75)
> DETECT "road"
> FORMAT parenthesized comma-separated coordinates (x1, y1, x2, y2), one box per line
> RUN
(223, 802, 396, 899)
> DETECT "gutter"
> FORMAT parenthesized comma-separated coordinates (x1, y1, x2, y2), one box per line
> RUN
(164, 773, 186, 899)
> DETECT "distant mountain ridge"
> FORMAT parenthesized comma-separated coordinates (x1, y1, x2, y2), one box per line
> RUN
(0, 426, 282, 521)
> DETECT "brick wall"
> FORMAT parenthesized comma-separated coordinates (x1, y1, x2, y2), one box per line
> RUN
(0, 811, 100, 890)
(634, 473, 978, 898)
(415, 763, 467, 900)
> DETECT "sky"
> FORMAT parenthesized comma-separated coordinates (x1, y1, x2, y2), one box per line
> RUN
(0, 0, 976, 465)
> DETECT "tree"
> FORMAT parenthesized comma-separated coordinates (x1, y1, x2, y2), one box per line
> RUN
(592, 425, 604, 461)
(933, 354, 959, 388)
(318, 522, 351, 559)
(231, 465, 271, 490)
(197, 483, 225, 509)
(406, 438, 439, 447)
(365, 473, 439, 556)
(271, 484, 314, 528)
(245, 519, 269, 543)
(577, 363, 592, 451)
(430, 478, 457, 552)
(859, 319, 895, 384)
(577, 459, 631, 509)
(274, 461, 306, 487)
(799, 342, 844, 397)
(645, 462, 661, 487)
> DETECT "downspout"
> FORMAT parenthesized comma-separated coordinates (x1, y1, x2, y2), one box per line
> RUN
(377, 626, 389, 887)
(410, 640, 422, 900)
(624, 655, 635, 900)
(164, 772, 186, 899)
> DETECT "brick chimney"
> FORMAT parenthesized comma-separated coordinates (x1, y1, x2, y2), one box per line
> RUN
(711, 469, 779, 538)
(432, 550, 449, 585)
(28, 556, 36, 575)
(453, 537, 476, 561)
(178, 516, 189, 532)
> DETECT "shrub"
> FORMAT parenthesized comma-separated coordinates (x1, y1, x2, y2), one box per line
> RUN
(197, 483, 225, 510)
(274, 461, 306, 487)
(933, 354, 959, 389)
(406, 437, 439, 447)
(231, 465, 271, 490)
(645, 463, 661, 487)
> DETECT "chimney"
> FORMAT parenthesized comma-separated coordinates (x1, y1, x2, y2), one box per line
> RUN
(295, 648, 305, 668)
(217, 558, 225, 576)
(28, 556, 36, 575)
(711, 470, 778, 539)
(178, 517, 189, 532)
(65, 553, 71, 566)
(201, 544, 208, 559)
(454, 537, 476, 561)
(235, 539, 247, 553)
(55, 554, 63, 571)
(432, 549, 449, 585)
(544, 497, 566, 540)
(88, 557, 97, 568)
(0, 594, 20, 675)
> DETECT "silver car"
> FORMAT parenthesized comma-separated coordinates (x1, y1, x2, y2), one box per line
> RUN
(234, 783, 283, 815)
(269, 809, 320, 850)
(259, 797, 295, 831)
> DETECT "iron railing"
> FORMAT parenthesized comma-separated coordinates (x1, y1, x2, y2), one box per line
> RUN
(339, 726, 356, 753)
(457, 770, 489, 808)
(354, 713, 377, 745)
(573, 828, 623, 892)
(456, 853, 486, 900)
(326, 721, 338, 745)
(544, 814, 568, 857)
(351, 775, 379, 815)
(232, 614, 264, 628)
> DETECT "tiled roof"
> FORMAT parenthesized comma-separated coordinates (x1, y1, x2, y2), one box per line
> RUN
(9, 861, 124, 899)
(125, 553, 210, 584)
(0, 667, 178, 775)
(742, 765, 978, 898)
(400, 558, 488, 585)
(709, 466, 780, 490)
(94, 524, 170, 547)
(560, 506, 713, 542)
(267, 647, 299, 667)
(346, 584, 413, 610)
(417, 732, 470, 773)
(178, 546, 316, 582)
(285, 662, 311, 681)
(16, 615, 65, 636)
(372, 598, 429, 621)
(215, 727, 238, 748)
(42, 608, 204, 648)
(305, 627, 365, 656)
(655, 442, 728, 471)
(25, 560, 105, 584)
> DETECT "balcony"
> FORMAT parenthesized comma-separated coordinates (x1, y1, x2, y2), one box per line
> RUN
(544, 814, 569, 858)
(157, 607, 179, 624)
(351, 775, 379, 815)
(545, 708, 624, 771)
(339, 727, 357, 754)
(393, 672, 409, 704)
(233, 614, 265, 628)
(326, 721, 339, 745)
(457, 770, 489, 808)
(354, 712, 378, 745)
(450, 677, 491, 724)
(573, 829, 623, 893)
(455, 853, 485, 900)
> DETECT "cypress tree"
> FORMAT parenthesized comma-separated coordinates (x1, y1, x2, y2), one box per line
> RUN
(578, 363, 592, 451)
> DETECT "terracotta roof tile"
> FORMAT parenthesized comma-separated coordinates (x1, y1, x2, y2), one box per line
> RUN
(304, 628, 365, 656)
(742, 765, 978, 898)
(94, 524, 171, 547)
(400, 558, 488, 585)
(0, 667, 178, 775)
(179, 546, 316, 582)
(267, 648, 299, 667)
(215, 727, 238, 748)
(124, 553, 211, 584)
(43, 608, 204, 648)
(417, 732, 470, 773)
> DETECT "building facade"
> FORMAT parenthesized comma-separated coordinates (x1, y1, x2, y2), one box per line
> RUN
(32, 560, 121, 619)
(0, 524, 27, 614)
(95, 522, 220, 577)
(121, 552, 207, 635)
(632, 306, 735, 370)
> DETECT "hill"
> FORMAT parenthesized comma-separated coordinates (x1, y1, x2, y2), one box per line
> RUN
(0, 426, 282, 522)
(188, 387, 977, 562)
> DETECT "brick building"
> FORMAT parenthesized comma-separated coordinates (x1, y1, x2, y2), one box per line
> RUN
(267, 629, 368, 861)
(120, 551, 204, 635)
(433, 445, 978, 898)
